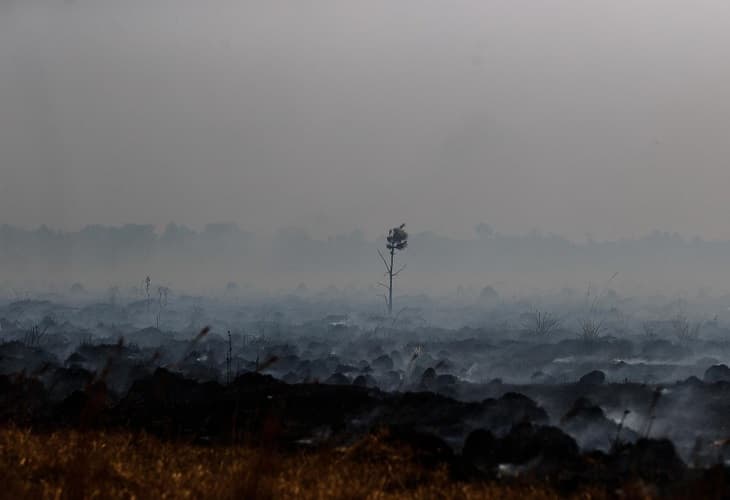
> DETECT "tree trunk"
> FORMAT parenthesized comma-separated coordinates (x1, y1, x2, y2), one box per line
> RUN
(388, 249, 394, 314)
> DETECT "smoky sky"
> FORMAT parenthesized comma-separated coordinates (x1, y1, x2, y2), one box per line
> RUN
(3, 0, 730, 241)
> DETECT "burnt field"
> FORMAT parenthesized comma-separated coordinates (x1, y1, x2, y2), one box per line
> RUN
(3, 292, 730, 498)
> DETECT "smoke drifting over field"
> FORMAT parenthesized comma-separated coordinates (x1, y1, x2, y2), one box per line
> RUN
(4, 223, 730, 296)
(5, 4, 730, 495)
(4, 0, 730, 243)
(5, 1, 730, 296)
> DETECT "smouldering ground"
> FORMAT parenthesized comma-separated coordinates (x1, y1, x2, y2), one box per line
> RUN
(0, 427, 626, 500)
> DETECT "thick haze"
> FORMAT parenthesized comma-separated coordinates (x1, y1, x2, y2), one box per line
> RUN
(3, 1, 730, 241)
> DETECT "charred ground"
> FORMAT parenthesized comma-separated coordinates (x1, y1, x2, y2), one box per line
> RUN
(2, 293, 730, 497)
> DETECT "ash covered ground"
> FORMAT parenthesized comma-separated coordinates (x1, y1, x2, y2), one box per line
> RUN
(3, 286, 730, 495)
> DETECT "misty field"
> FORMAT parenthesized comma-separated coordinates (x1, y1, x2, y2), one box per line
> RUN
(4, 291, 730, 498)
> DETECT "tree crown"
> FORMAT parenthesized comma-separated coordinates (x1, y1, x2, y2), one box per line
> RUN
(386, 224, 408, 252)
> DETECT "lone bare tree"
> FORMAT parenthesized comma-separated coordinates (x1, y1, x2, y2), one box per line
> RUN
(378, 224, 408, 314)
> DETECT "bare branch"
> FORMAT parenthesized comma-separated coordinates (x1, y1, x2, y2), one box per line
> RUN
(524, 309, 561, 336)
(377, 248, 391, 272)
(391, 264, 407, 277)
(378, 294, 389, 308)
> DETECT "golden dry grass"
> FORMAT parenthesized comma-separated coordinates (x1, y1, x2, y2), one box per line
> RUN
(0, 427, 638, 500)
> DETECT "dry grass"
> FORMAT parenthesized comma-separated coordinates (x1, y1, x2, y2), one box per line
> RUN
(0, 427, 633, 500)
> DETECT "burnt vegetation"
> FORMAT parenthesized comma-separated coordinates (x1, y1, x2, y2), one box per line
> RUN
(2, 286, 730, 498)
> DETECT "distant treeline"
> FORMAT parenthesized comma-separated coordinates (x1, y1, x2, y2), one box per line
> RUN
(2, 223, 729, 278)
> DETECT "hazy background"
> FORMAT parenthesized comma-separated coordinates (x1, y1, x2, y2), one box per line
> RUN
(3, 0, 730, 294)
